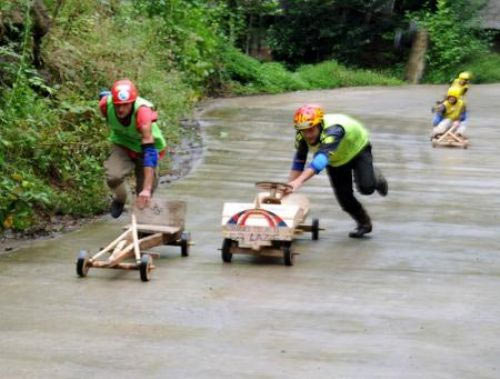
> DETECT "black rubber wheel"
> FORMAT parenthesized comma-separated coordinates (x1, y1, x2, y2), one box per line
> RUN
(180, 231, 190, 257)
(221, 238, 233, 263)
(282, 244, 294, 266)
(76, 250, 89, 277)
(139, 254, 153, 282)
(311, 218, 320, 241)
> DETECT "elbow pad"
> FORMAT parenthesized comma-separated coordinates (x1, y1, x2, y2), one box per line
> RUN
(142, 143, 158, 168)
(308, 153, 328, 174)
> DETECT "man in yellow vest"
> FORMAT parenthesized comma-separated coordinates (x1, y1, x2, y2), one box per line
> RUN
(431, 87, 467, 139)
(99, 79, 167, 217)
(288, 104, 388, 238)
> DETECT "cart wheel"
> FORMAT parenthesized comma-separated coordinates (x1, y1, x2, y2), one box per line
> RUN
(180, 231, 190, 257)
(140, 254, 153, 282)
(221, 238, 233, 263)
(282, 244, 294, 266)
(311, 218, 320, 241)
(76, 250, 90, 277)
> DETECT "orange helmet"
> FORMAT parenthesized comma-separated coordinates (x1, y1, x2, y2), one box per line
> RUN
(293, 104, 324, 130)
(111, 79, 138, 104)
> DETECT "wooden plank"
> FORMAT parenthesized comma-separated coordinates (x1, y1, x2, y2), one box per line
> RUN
(222, 225, 294, 250)
(124, 224, 181, 234)
(90, 228, 132, 262)
(108, 233, 163, 267)
(132, 213, 141, 263)
(90, 262, 156, 270)
(133, 198, 186, 228)
(111, 240, 128, 255)
(281, 193, 310, 218)
(108, 241, 133, 262)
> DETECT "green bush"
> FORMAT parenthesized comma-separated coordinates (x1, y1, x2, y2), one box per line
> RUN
(459, 53, 500, 83)
(0, 0, 196, 232)
(219, 48, 402, 95)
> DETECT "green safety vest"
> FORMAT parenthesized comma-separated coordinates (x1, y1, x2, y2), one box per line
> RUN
(106, 96, 166, 153)
(296, 113, 369, 167)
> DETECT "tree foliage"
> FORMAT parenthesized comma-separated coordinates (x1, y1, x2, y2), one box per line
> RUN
(410, 0, 490, 82)
(267, 0, 411, 67)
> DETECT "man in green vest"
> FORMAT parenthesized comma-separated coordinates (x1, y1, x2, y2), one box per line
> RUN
(288, 104, 388, 238)
(99, 79, 166, 218)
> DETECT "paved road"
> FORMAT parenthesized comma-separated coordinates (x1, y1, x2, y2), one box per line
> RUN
(1, 85, 499, 378)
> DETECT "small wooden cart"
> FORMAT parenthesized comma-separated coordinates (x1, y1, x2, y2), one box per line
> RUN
(76, 199, 190, 281)
(432, 124, 469, 149)
(220, 181, 322, 266)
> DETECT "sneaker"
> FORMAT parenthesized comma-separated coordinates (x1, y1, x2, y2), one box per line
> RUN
(111, 200, 125, 218)
(349, 224, 372, 238)
(374, 168, 388, 197)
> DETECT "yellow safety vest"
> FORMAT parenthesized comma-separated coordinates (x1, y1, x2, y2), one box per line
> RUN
(443, 99, 465, 121)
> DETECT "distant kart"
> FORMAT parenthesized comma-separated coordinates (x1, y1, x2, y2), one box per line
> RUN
(221, 181, 322, 266)
(76, 198, 190, 282)
(432, 124, 468, 149)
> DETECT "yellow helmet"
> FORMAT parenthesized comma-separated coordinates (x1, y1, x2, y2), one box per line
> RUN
(447, 87, 461, 99)
(293, 104, 324, 130)
(458, 71, 471, 80)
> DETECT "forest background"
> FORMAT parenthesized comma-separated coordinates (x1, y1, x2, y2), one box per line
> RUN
(0, 0, 497, 233)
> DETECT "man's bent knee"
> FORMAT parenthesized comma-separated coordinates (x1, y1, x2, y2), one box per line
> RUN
(358, 185, 375, 195)
(107, 177, 123, 189)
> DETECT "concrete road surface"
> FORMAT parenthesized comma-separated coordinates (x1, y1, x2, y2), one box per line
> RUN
(1, 85, 499, 378)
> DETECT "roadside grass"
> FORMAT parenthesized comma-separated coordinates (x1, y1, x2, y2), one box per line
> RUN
(220, 47, 403, 95)
(459, 53, 500, 83)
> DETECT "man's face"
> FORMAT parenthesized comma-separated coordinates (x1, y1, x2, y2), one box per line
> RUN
(301, 124, 321, 145)
(459, 79, 468, 86)
(115, 102, 133, 119)
(448, 96, 457, 104)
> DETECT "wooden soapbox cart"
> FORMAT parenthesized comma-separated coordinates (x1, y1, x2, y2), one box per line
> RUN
(432, 123, 469, 149)
(76, 198, 190, 281)
(220, 181, 322, 266)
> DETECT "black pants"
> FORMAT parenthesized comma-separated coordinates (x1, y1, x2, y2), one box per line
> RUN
(326, 144, 376, 218)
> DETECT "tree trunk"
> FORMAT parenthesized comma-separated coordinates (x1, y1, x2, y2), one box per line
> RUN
(246, 13, 254, 55)
(405, 28, 429, 84)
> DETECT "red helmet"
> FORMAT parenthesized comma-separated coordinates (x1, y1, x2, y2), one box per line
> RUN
(111, 79, 138, 104)
(293, 104, 324, 130)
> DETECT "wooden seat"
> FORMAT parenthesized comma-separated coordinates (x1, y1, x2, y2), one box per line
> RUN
(123, 198, 186, 234)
